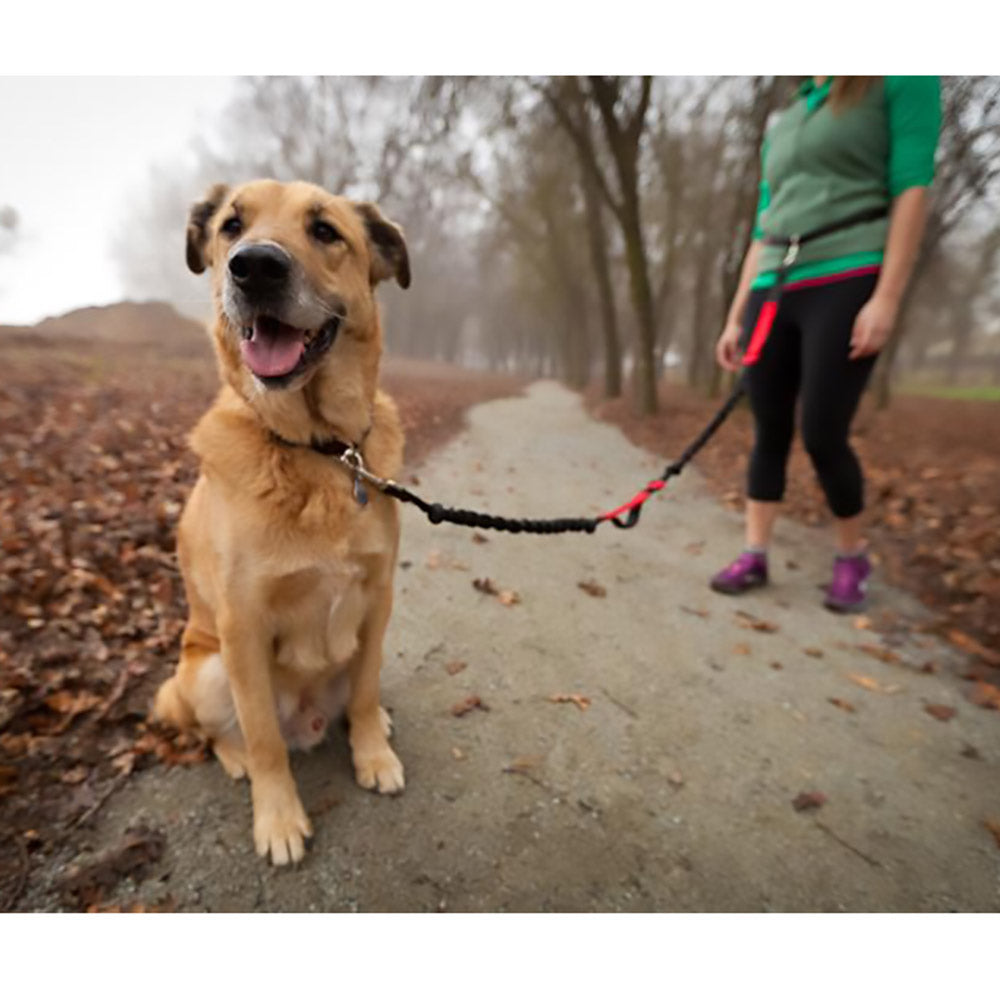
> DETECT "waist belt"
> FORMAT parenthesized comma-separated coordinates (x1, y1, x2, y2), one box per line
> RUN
(742, 206, 889, 365)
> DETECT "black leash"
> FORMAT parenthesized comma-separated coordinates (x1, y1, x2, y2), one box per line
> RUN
(276, 207, 888, 536)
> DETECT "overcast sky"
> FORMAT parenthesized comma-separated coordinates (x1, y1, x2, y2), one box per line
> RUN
(0, 77, 237, 324)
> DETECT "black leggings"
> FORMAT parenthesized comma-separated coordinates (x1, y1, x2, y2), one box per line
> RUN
(742, 272, 879, 519)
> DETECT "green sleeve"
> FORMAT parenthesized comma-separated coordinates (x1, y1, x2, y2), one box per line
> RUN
(752, 137, 770, 240)
(885, 76, 941, 197)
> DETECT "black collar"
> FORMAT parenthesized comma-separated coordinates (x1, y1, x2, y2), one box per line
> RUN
(270, 429, 361, 458)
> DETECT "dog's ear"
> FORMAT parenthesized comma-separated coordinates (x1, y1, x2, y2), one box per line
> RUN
(186, 184, 230, 275)
(354, 202, 410, 289)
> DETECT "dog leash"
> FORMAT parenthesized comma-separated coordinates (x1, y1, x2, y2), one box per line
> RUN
(276, 207, 888, 536)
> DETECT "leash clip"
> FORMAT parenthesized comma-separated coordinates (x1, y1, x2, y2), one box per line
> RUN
(340, 446, 370, 506)
(783, 236, 800, 269)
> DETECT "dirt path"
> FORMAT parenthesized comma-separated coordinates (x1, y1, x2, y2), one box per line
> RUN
(21, 381, 1000, 911)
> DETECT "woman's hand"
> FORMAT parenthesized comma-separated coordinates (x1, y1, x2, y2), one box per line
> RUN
(850, 293, 899, 359)
(715, 319, 743, 372)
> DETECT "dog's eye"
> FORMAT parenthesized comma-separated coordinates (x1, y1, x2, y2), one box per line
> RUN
(310, 220, 341, 245)
(221, 217, 243, 238)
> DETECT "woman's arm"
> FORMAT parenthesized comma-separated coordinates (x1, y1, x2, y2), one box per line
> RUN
(728, 240, 763, 328)
(849, 186, 929, 359)
(716, 239, 763, 371)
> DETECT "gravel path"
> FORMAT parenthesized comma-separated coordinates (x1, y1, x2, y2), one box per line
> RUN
(23, 381, 1000, 911)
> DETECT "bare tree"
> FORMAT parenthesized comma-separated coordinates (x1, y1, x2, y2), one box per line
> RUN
(542, 76, 659, 414)
(110, 75, 1000, 396)
(873, 75, 1000, 405)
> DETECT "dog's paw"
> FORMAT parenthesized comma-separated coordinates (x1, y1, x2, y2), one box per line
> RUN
(353, 746, 405, 795)
(252, 781, 313, 866)
(379, 705, 393, 738)
(213, 738, 248, 781)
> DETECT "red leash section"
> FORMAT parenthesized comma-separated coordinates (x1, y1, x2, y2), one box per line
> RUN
(741, 299, 778, 366)
(598, 479, 667, 523)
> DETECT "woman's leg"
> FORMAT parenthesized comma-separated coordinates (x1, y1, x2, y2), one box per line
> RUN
(797, 273, 879, 523)
(746, 499, 781, 549)
(742, 292, 802, 542)
(711, 290, 800, 593)
(796, 273, 880, 609)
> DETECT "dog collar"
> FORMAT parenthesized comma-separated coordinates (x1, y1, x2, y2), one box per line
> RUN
(270, 427, 374, 506)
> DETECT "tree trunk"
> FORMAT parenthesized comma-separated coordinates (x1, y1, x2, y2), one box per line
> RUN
(579, 159, 622, 397)
(622, 205, 659, 415)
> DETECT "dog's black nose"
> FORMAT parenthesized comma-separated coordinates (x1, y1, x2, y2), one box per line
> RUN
(228, 244, 291, 293)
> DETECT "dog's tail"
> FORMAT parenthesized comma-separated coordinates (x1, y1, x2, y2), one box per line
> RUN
(153, 675, 197, 731)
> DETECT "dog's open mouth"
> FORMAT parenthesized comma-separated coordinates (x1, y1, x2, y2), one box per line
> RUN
(240, 315, 341, 385)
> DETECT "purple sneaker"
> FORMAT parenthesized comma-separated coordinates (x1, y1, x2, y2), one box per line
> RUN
(710, 551, 769, 595)
(825, 552, 871, 613)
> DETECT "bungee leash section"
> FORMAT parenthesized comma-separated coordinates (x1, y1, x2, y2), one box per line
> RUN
(278, 378, 748, 536)
(277, 207, 889, 536)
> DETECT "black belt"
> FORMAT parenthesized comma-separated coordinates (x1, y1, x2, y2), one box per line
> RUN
(761, 205, 889, 291)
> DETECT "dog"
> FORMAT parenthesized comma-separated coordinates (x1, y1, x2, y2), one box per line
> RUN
(153, 179, 410, 865)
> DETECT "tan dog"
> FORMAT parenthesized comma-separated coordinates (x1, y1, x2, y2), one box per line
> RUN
(153, 179, 410, 865)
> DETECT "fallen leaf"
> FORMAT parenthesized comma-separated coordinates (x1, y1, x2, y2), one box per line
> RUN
(961, 744, 982, 760)
(450, 695, 488, 717)
(472, 577, 498, 596)
(804, 648, 824, 659)
(503, 755, 543, 775)
(667, 770, 685, 788)
(828, 698, 856, 713)
(577, 579, 607, 598)
(924, 704, 956, 722)
(735, 610, 780, 633)
(792, 791, 827, 812)
(444, 660, 467, 676)
(44, 689, 102, 717)
(847, 673, 901, 694)
(426, 550, 443, 570)
(87, 896, 176, 914)
(111, 751, 136, 776)
(732, 643, 751, 656)
(0, 764, 17, 797)
(983, 819, 1000, 850)
(679, 606, 709, 618)
(968, 681, 1000, 711)
(451, 747, 466, 761)
(548, 693, 591, 711)
(853, 615, 873, 630)
(61, 765, 89, 785)
(471, 533, 489, 545)
(857, 643, 900, 665)
(498, 590, 521, 606)
(770, 661, 783, 671)
(949, 630, 1000, 667)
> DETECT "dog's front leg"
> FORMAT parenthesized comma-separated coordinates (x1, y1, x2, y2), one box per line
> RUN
(347, 583, 404, 795)
(219, 611, 312, 865)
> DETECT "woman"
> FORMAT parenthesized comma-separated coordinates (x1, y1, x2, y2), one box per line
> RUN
(711, 76, 940, 612)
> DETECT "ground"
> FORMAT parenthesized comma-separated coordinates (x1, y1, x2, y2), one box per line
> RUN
(1, 316, 999, 911)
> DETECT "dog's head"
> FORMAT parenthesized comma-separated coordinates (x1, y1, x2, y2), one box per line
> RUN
(186, 179, 409, 393)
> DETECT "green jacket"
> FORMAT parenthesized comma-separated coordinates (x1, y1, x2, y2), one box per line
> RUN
(752, 76, 941, 290)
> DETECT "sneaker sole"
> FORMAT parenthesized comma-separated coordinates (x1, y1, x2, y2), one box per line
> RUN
(823, 596, 868, 614)
(710, 578, 768, 596)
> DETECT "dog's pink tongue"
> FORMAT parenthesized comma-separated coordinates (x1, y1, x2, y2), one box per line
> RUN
(241, 317, 306, 378)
